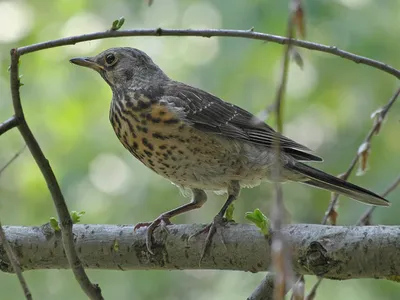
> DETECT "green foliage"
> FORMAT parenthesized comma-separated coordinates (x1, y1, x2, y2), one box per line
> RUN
(110, 17, 125, 31)
(245, 208, 270, 236)
(70, 211, 85, 224)
(49, 217, 60, 231)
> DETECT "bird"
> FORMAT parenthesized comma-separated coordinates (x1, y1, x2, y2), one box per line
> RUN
(70, 47, 389, 255)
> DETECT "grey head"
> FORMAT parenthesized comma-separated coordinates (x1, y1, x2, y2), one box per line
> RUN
(70, 47, 169, 91)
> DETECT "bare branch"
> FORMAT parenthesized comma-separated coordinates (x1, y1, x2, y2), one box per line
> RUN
(322, 86, 400, 225)
(0, 145, 26, 175)
(0, 224, 399, 279)
(12, 28, 399, 79)
(0, 116, 19, 136)
(8, 49, 103, 300)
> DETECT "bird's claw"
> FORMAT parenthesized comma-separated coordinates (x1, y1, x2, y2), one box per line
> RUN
(189, 214, 227, 264)
(134, 215, 172, 255)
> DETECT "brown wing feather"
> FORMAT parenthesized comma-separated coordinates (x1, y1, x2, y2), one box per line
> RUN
(163, 82, 323, 162)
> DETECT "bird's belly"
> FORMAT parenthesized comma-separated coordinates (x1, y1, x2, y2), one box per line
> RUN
(110, 107, 267, 191)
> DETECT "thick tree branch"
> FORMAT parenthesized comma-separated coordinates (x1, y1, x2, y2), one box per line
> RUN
(0, 224, 399, 279)
(14, 28, 400, 79)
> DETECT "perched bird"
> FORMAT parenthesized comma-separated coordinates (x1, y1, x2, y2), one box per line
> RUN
(70, 47, 389, 254)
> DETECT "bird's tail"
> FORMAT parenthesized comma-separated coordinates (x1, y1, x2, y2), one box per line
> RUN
(287, 162, 390, 206)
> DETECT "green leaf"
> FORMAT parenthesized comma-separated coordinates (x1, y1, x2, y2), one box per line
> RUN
(225, 203, 235, 221)
(70, 211, 85, 224)
(110, 17, 125, 31)
(49, 217, 60, 231)
(245, 208, 270, 236)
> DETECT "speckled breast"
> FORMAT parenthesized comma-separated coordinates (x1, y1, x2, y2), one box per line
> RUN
(108, 93, 246, 189)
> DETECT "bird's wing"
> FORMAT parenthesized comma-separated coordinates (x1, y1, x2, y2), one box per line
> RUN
(162, 82, 322, 162)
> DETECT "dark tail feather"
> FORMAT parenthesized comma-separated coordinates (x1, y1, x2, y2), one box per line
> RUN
(288, 162, 390, 206)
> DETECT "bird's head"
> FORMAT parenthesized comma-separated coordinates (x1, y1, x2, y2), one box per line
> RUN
(70, 47, 168, 90)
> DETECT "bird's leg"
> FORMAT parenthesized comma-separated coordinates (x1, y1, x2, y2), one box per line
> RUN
(194, 181, 240, 263)
(134, 189, 207, 254)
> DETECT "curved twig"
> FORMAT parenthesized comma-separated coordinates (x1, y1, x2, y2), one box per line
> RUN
(14, 28, 400, 79)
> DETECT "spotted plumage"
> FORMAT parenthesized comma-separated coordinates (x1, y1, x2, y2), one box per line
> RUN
(70, 47, 389, 254)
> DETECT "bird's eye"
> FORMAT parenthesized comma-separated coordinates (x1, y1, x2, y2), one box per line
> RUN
(105, 53, 117, 66)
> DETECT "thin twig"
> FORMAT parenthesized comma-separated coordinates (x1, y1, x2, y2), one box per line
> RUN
(309, 88, 400, 298)
(13, 28, 399, 79)
(0, 221, 32, 299)
(0, 145, 26, 175)
(322, 86, 400, 225)
(8, 49, 103, 299)
(0, 116, 19, 136)
(270, 7, 297, 300)
(357, 174, 400, 226)
(0, 148, 32, 299)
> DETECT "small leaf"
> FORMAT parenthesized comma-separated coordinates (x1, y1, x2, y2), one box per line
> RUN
(147, 0, 154, 6)
(50, 217, 60, 231)
(71, 211, 85, 224)
(245, 208, 270, 235)
(356, 142, 370, 176)
(117, 17, 125, 28)
(110, 17, 125, 31)
(111, 20, 119, 29)
(225, 203, 235, 221)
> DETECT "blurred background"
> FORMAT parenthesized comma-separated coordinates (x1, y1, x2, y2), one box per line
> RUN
(0, 0, 399, 299)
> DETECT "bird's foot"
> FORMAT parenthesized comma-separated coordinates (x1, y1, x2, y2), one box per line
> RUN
(189, 214, 227, 265)
(134, 215, 172, 255)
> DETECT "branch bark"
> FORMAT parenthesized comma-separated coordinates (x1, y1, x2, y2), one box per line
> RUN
(1, 223, 399, 279)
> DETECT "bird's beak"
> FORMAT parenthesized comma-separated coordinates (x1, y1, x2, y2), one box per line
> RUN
(69, 57, 104, 72)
